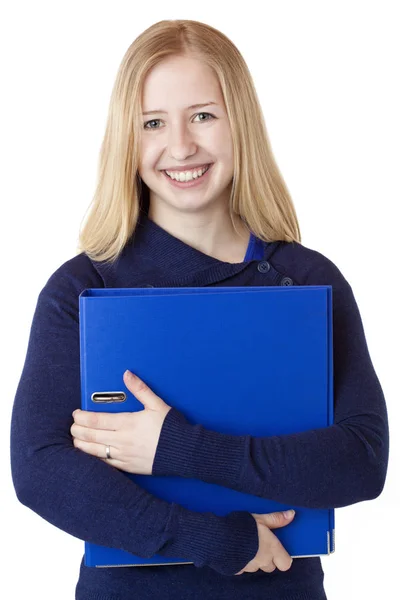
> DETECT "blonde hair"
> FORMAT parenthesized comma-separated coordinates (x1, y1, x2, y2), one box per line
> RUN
(77, 19, 301, 265)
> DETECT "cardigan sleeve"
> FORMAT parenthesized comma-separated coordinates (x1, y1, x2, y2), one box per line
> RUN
(152, 258, 389, 510)
(10, 263, 258, 576)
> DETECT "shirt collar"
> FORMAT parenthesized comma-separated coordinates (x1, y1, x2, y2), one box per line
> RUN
(91, 210, 280, 288)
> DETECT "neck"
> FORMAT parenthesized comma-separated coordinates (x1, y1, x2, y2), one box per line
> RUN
(147, 201, 250, 264)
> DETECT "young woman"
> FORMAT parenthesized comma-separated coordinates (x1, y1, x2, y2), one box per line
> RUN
(10, 19, 389, 600)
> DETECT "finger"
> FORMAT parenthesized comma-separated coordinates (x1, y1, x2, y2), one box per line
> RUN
(71, 424, 119, 446)
(99, 457, 123, 469)
(73, 409, 122, 431)
(124, 372, 160, 406)
(258, 527, 292, 570)
(260, 562, 276, 573)
(244, 566, 258, 573)
(254, 510, 295, 529)
(272, 550, 293, 572)
(73, 438, 119, 460)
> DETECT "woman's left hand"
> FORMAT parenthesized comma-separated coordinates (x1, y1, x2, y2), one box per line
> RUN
(70, 370, 172, 475)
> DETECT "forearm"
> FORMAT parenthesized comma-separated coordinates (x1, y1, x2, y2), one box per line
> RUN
(10, 272, 258, 576)
(11, 431, 257, 574)
(153, 404, 388, 509)
(153, 266, 389, 509)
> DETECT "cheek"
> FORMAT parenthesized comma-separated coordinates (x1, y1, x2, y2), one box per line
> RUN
(207, 125, 234, 161)
(138, 139, 151, 169)
(139, 147, 161, 175)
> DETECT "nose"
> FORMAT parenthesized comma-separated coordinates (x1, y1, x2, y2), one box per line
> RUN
(168, 122, 197, 160)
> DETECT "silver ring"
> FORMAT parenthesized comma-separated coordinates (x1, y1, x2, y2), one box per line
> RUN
(105, 445, 111, 460)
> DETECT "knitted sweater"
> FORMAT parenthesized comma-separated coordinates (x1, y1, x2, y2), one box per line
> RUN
(10, 212, 389, 600)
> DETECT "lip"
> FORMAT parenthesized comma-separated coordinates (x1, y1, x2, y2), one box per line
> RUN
(162, 163, 213, 189)
(161, 162, 213, 172)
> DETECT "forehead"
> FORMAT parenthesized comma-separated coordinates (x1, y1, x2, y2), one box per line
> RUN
(141, 56, 223, 109)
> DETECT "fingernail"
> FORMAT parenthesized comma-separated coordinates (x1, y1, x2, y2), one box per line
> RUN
(124, 370, 134, 379)
(284, 510, 295, 518)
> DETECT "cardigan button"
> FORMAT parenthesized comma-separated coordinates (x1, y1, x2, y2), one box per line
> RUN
(257, 261, 271, 273)
(280, 277, 294, 286)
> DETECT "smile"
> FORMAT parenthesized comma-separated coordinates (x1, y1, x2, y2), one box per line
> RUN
(162, 164, 214, 189)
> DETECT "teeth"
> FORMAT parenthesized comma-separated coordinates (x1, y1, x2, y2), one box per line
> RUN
(166, 165, 209, 182)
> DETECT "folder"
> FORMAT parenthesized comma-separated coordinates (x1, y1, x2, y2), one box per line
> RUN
(79, 285, 335, 567)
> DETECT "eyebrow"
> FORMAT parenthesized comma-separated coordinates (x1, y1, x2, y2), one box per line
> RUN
(142, 102, 218, 116)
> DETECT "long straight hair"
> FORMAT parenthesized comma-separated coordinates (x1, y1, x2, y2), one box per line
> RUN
(77, 20, 301, 265)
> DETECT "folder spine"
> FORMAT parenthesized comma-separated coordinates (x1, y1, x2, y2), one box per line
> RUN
(79, 296, 88, 415)
(327, 287, 334, 428)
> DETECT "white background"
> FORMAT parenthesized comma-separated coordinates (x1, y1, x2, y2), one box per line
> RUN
(2, 1, 399, 598)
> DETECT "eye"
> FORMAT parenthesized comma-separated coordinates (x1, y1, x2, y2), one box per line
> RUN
(193, 112, 215, 123)
(143, 112, 215, 130)
(144, 119, 161, 130)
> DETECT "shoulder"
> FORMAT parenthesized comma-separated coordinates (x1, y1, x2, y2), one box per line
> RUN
(272, 240, 352, 290)
(38, 252, 105, 309)
(45, 252, 103, 287)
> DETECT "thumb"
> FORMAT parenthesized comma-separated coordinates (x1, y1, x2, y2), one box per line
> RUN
(253, 510, 295, 530)
(123, 370, 163, 409)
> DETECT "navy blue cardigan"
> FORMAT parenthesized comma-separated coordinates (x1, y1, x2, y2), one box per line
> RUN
(10, 212, 389, 600)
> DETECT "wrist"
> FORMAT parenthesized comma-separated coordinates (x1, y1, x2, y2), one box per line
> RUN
(152, 407, 246, 488)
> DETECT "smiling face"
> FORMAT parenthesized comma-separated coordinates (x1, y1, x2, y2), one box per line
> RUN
(138, 54, 234, 217)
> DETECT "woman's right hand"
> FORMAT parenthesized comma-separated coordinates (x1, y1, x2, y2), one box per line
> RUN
(235, 510, 295, 575)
